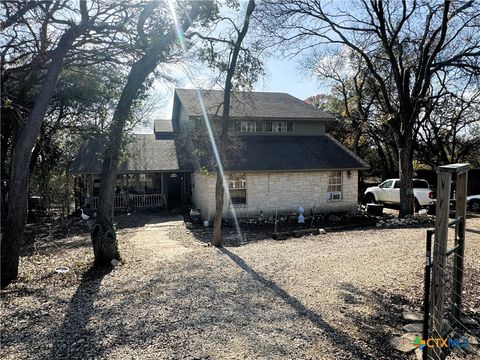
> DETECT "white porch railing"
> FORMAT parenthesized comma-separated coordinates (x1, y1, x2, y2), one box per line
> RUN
(85, 193, 165, 210)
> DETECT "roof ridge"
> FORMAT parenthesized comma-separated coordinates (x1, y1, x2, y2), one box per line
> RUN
(175, 88, 290, 96)
(175, 89, 335, 120)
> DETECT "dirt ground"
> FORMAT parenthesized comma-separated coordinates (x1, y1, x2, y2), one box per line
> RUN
(1, 214, 479, 360)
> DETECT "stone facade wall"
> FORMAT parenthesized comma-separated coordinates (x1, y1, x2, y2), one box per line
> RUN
(191, 170, 358, 219)
(190, 172, 212, 218)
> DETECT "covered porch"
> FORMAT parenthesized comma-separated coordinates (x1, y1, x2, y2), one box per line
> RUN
(74, 171, 191, 210)
(70, 134, 192, 211)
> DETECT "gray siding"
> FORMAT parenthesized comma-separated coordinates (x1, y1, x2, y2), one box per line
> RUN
(189, 118, 327, 135)
(289, 121, 325, 135)
(231, 120, 325, 135)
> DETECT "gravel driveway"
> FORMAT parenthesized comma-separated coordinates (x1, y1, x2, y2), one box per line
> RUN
(1, 215, 479, 360)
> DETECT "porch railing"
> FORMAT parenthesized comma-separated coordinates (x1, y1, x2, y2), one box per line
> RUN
(85, 193, 165, 210)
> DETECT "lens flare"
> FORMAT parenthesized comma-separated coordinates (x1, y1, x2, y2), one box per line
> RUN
(167, 0, 185, 45)
(167, 0, 244, 242)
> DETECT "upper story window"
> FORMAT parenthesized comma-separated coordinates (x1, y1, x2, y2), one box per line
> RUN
(233, 120, 294, 133)
(265, 121, 293, 132)
(233, 120, 258, 132)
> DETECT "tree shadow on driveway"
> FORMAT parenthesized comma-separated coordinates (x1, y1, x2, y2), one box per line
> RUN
(220, 247, 372, 359)
(49, 266, 112, 359)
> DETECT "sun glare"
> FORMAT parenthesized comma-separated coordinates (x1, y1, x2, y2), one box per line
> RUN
(167, 0, 244, 242)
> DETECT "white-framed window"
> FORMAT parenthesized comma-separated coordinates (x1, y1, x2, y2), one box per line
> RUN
(233, 120, 258, 132)
(229, 173, 247, 205)
(265, 121, 293, 132)
(116, 174, 136, 193)
(139, 173, 154, 192)
(327, 171, 343, 201)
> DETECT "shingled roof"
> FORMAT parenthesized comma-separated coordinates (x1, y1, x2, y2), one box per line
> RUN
(70, 134, 190, 174)
(175, 88, 334, 120)
(154, 119, 173, 133)
(195, 134, 368, 172)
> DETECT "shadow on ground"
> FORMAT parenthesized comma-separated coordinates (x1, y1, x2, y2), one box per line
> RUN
(39, 248, 425, 359)
(5, 215, 479, 359)
(219, 247, 372, 358)
(49, 266, 112, 359)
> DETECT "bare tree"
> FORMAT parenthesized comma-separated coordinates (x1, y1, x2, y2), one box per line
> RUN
(417, 73, 480, 167)
(211, 0, 257, 246)
(92, 0, 213, 264)
(310, 48, 374, 156)
(188, 0, 259, 246)
(259, 0, 480, 216)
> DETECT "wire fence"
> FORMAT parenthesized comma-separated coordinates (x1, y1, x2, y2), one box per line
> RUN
(426, 234, 480, 359)
(422, 164, 479, 360)
(424, 243, 480, 360)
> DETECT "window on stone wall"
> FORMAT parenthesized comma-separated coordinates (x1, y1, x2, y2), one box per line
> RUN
(229, 173, 247, 205)
(327, 171, 343, 201)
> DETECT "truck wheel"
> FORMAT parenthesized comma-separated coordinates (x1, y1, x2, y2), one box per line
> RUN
(365, 193, 376, 204)
(469, 199, 480, 213)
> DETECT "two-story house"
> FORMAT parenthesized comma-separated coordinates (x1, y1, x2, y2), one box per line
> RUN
(71, 88, 368, 217)
(174, 88, 368, 219)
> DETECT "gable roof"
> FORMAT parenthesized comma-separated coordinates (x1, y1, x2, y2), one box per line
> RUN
(194, 134, 369, 172)
(70, 134, 191, 174)
(174, 88, 335, 120)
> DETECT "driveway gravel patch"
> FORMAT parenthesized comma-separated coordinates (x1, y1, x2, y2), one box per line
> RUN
(1, 216, 479, 359)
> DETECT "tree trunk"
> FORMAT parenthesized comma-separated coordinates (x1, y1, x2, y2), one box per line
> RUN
(93, 139, 122, 266)
(92, 4, 202, 262)
(398, 139, 415, 217)
(211, 125, 229, 247)
(92, 59, 157, 265)
(211, 0, 256, 247)
(212, 165, 225, 245)
(1, 22, 88, 288)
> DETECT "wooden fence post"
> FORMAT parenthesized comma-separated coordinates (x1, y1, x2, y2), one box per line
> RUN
(452, 170, 468, 323)
(431, 170, 451, 341)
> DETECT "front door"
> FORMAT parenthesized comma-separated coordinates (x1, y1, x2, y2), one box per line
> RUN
(167, 173, 182, 208)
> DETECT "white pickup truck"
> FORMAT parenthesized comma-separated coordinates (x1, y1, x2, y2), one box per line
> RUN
(364, 179, 435, 211)
(467, 195, 480, 213)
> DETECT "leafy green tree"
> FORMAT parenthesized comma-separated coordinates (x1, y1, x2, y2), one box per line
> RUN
(0, 0, 155, 287)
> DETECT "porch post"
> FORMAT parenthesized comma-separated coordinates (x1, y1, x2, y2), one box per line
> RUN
(162, 173, 168, 208)
(181, 172, 185, 201)
(87, 174, 93, 197)
(135, 173, 140, 193)
(74, 176, 78, 209)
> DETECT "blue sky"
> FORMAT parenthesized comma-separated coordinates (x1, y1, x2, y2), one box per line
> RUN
(256, 57, 323, 99)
